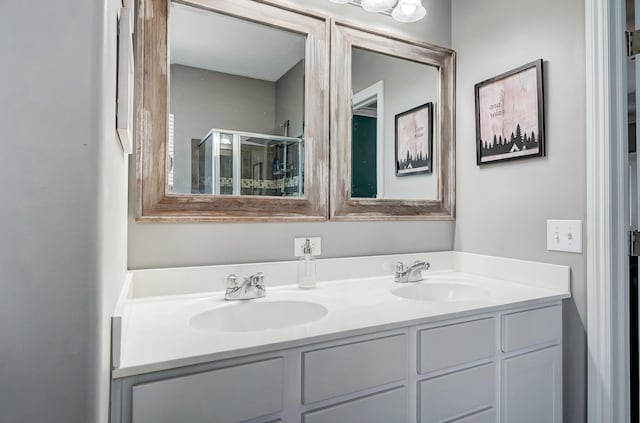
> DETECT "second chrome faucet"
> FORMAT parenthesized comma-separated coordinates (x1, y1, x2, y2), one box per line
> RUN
(225, 272, 266, 300)
(394, 261, 430, 283)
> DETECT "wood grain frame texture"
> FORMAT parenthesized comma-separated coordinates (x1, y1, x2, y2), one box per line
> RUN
(330, 21, 456, 221)
(135, 0, 330, 222)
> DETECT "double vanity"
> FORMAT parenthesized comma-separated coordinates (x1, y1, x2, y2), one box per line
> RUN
(110, 252, 569, 423)
(118, 0, 571, 421)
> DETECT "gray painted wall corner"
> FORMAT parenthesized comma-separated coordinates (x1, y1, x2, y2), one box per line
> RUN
(451, 0, 587, 420)
(0, 0, 129, 421)
(93, 0, 130, 422)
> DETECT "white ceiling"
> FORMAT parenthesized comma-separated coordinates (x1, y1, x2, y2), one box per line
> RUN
(169, 2, 305, 82)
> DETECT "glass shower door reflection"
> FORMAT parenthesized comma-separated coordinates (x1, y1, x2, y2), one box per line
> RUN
(198, 129, 303, 197)
(198, 131, 234, 195)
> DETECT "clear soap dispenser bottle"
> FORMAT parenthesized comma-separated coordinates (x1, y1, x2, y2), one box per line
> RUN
(297, 238, 317, 289)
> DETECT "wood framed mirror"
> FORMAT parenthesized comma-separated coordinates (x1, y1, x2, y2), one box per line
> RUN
(330, 21, 456, 221)
(135, 0, 329, 222)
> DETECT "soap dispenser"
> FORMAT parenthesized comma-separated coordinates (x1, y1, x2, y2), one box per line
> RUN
(297, 238, 317, 289)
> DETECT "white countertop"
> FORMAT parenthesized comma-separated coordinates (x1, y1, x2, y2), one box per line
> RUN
(112, 252, 571, 379)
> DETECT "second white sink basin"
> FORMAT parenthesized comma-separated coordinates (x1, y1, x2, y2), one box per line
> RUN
(393, 280, 488, 302)
(190, 300, 328, 332)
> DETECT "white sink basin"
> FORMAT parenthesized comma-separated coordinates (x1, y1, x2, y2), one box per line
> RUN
(190, 300, 328, 332)
(393, 280, 488, 302)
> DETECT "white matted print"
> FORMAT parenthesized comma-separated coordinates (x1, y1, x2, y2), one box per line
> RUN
(117, 5, 134, 154)
(395, 102, 433, 176)
(475, 59, 545, 165)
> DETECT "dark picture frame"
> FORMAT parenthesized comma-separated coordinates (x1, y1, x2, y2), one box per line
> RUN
(395, 102, 433, 176)
(475, 59, 545, 165)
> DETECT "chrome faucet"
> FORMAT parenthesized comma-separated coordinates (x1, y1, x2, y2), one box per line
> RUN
(394, 261, 430, 283)
(224, 272, 266, 300)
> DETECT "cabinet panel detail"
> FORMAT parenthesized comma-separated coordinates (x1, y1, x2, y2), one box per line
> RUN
(501, 305, 561, 352)
(303, 386, 408, 423)
(418, 363, 495, 423)
(302, 334, 407, 404)
(418, 318, 495, 374)
(450, 407, 495, 423)
(502, 346, 562, 423)
(131, 358, 284, 423)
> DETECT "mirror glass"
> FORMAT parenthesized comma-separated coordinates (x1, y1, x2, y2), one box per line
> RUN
(168, 2, 306, 197)
(351, 47, 439, 200)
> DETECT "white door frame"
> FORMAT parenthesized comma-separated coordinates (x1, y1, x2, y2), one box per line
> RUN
(586, 0, 631, 421)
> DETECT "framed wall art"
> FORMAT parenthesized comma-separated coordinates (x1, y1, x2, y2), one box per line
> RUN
(475, 59, 545, 165)
(395, 102, 433, 176)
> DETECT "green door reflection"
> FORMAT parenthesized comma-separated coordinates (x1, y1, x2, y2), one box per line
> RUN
(351, 115, 377, 198)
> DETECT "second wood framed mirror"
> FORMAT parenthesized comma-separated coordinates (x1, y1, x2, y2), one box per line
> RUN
(330, 21, 456, 221)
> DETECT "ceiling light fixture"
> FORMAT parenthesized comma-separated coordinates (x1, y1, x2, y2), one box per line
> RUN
(329, 0, 427, 23)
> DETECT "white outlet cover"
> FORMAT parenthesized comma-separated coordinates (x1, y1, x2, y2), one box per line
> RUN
(294, 237, 322, 257)
(546, 219, 583, 253)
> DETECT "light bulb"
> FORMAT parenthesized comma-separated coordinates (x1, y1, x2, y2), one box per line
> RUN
(401, 3, 416, 14)
(392, 0, 426, 22)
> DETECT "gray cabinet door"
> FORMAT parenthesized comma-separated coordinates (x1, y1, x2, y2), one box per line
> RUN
(303, 386, 408, 423)
(501, 346, 562, 423)
(131, 358, 284, 423)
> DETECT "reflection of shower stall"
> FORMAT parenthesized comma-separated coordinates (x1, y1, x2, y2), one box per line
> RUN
(195, 128, 304, 197)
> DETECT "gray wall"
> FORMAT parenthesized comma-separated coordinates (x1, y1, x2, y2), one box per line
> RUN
(451, 0, 586, 421)
(352, 49, 439, 200)
(0, 0, 128, 422)
(275, 60, 305, 138)
(128, 0, 454, 268)
(170, 64, 276, 193)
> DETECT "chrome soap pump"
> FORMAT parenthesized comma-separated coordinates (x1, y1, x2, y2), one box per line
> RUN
(297, 238, 317, 289)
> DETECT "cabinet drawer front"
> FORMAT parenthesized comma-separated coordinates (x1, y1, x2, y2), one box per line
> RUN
(132, 358, 284, 423)
(418, 363, 495, 423)
(418, 318, 495, 374)
(303, 387, 408, 423)
(302, 334, 407, 404)
(451, 408, 495, 423)
(501, 305, 561, 352)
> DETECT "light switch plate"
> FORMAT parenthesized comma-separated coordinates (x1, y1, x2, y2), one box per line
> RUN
(546, 219, 583, 253)
(294, 237, 322, 257)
